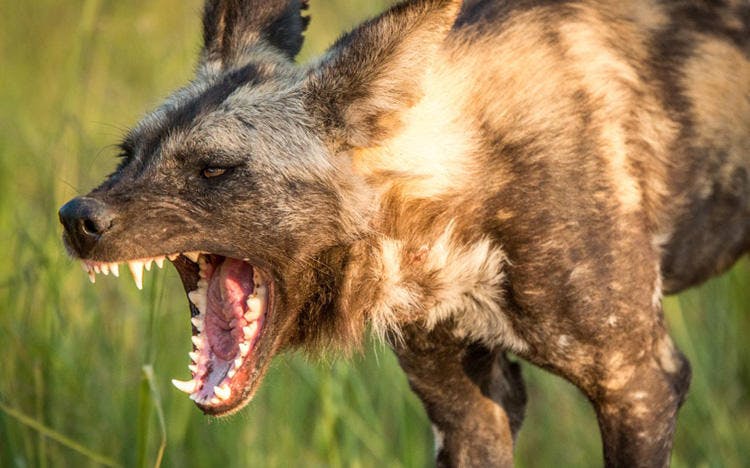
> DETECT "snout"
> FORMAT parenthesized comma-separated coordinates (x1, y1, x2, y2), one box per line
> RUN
(58, 196, 116, 257)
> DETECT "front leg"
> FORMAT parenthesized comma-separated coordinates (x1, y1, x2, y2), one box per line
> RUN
(391, 323, 527, 467)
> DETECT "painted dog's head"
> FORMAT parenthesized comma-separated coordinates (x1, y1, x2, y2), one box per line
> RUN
(58, 0, 461, 416)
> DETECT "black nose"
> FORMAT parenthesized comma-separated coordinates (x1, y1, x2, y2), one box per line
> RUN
(58, 197, 116, 256)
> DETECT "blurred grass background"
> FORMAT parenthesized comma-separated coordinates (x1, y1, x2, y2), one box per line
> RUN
(0, 0, 748, 466)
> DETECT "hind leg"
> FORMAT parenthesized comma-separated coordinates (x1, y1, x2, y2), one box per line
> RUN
(392, 322, 527, 467)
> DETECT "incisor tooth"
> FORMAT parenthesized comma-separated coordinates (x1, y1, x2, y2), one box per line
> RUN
(128, 261, 144, 290)
(171, 379, 197, 394)
(214, 385, 231, 400)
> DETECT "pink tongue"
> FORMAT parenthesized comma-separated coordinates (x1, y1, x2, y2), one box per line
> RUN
(205, 259, 253, 360)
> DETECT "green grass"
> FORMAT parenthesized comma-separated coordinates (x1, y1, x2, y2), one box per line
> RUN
(1, 1, 748, 466)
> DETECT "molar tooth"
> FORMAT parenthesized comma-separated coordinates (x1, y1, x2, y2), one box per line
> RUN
(110, 263, 119, 277)
(191, 336, 203, 349)
(171, 379, 197, 394)
(184, 251, 200, 263)
(189, 351, 199, 363)
(188, 364, 198, 373)
(214, 384, 231, 401)
(155, 257, 165, 269)
(227, 368, 236, 378)
(243, 324, 257, 338)
(128, 261, 144, 290)
(144, 259, 153, 271)
(239, 342, 250, 357)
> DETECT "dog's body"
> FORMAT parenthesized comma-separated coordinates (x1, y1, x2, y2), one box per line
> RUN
(59, 0, 750, 466)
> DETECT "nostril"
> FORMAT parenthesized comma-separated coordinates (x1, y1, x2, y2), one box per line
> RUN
(82, 218, 101, 236)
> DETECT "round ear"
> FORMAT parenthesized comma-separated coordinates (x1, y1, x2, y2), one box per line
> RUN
(201, 0, 310, 69)
(304, 0, 462, 149)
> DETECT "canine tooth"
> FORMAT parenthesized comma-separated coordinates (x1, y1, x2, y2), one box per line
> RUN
(110, 263, 119, 277)
(171, 379, 197, 394)
(239, 342, 250, 357)
(155, 257, 165, 269)
(189, 351, 199, 362)
(191, 336, 203, 349)
(214, 384, 231, 401)
(128, 261, 144, 290)
(184, 252, 200, 263)
(144, 259, 153, 271)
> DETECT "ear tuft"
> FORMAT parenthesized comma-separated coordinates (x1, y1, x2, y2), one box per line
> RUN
(305, 0, 462, 148)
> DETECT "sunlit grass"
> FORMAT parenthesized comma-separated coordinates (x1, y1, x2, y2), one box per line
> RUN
(1, 1, 748, 466)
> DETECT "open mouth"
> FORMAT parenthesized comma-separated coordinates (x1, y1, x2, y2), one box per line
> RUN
(81, 252, 271, 414)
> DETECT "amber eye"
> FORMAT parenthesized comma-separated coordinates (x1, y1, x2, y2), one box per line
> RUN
(201, 167, 227, 179)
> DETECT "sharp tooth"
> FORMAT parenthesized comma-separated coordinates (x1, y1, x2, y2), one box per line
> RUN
(144, 259, 153, 271)
(209, 397, 221, 405)
(229, 318, 238, 328)
(128, 261, 144, 290)
(110, 263, 119, 277)
(246, 297, 262, 312)
(189, 351, 199, 362)
(81, 263, 90, 273)
(227, 368, 237, 378)
(93, 264, 101, 274)
(100, 264, 110, 275)
(168, 254, 179, 261)
(171, 379, 197, 394)
(155, 257, 165, 269)
(191, 317, 203, 331)
(189, 394, 199, 402)
(191, 336, 203, 349)
(239, 342, 250, 357)
(184, 252, 200, 263)
(88, 270, 96, 284)
(243, 324, 257, 338)
(234, 356, 243, 368)
(214, 384, 231, 401)
(188, 364, 198, 373)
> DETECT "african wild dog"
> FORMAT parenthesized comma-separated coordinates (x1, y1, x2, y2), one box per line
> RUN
(58, 0, 749, 466)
